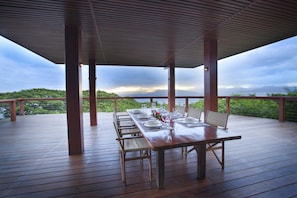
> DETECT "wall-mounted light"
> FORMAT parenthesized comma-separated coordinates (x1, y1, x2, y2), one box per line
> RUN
(204, 67, 208, 71)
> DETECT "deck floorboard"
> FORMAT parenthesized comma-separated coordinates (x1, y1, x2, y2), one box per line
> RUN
(0, 113, 297, 197)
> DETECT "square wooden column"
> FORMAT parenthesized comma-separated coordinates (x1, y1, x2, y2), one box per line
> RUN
(89, 59, 97, 126)
(204, 36, 218, 114)
(65, 25, 84, 155)
(168, 62, 175, 112)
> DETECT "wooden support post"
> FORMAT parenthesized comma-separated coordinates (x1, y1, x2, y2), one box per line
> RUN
(185, 98, 189, 113)
(89, 59, 97, 126)
(65, 25, 84, 155)
(204, 35, 218, 115)
(168, 62, 175, 112)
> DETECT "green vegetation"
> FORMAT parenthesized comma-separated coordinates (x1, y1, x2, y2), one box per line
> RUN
(0, 88, 297, 122)
(0, 88, 140, 116)
(190, 88, 297, 122)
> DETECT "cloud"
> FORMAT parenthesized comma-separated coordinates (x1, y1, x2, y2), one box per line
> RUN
(218, 36, 297, 88)
(1, 35, 297, 95)
(94, 66, 205, 94)
(96, 66, 167, 89)
(0, 36, 65, 92)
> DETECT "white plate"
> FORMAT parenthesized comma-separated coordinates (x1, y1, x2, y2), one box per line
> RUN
(185, 117, 199, 124)
(144, 123, 162, 128)
(175, 118, 185, 123)
(132, 109, 142, 114)
(144, 120, 162, 127)
(137, 114, 150, 119)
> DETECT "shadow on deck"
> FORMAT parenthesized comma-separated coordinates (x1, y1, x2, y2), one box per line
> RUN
(0, 113, 297, 197)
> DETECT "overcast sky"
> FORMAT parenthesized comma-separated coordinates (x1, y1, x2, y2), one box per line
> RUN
(1, 35, 297, 95)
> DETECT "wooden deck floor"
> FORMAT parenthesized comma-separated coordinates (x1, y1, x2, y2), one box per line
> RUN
(0, 113, 297, 198)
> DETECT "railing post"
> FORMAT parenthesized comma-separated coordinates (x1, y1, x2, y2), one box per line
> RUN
(226, 97, 230, 115)
(10, 100, 16, 121)
(19, 100, 25, 116)
(279, 97, 285, 122)
(114, 97, 117, 112)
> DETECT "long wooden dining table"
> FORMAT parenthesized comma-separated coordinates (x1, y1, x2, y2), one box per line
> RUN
(127, 109, 241, 189)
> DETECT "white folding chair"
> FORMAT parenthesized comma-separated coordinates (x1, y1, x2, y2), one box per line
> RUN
(175, 105, 186, 116)
(113, 112, 135, 127)
(182, 108, 202, 156)
(205, 110, 229, 169)
(187, 107, 202, 121)
(113, 114, 141, 137)
(184, 110, 229, 169)
(114, 122, 152, 185)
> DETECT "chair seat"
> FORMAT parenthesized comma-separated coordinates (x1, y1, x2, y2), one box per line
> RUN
(118, 120, 136, 127)
(120, 137, 150, 151)
(120, 127, 141, 136)
(116, 112, 132, 121)
(114, 113, 152, 185)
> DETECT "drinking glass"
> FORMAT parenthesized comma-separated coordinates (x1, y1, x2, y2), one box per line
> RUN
(141, 104, 147, 109)
(160, 113, 168, 128)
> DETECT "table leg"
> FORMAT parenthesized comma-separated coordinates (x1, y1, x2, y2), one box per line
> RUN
(194, 144, 206, 179)
(156, 149, 165, 188)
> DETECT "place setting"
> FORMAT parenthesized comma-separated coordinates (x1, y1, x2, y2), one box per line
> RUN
(143, 119, 163, 128)
(175, 117, 207, 128)
(132, 109, 143, 114)
(136, 112, 151, 119)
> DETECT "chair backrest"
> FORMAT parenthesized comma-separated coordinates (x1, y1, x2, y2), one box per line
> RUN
(113, 120, 122, 138)
(187, 107, 202, 121)
(175, 105, 186, 115)
(113, 112, 120, 122)
(205, 110, 229, 129)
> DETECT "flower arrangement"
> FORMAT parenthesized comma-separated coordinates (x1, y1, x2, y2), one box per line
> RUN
(152, 110, 162, 121)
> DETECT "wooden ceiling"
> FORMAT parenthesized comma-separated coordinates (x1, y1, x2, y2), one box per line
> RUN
(1, 0, 297, 68)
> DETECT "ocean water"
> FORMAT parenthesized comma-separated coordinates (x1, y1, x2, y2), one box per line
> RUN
(135, 98, 201, 106)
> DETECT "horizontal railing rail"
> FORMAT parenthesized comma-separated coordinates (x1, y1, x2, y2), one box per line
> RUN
(0, 96, 296, 122)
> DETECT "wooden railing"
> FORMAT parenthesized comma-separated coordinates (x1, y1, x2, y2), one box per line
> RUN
(0, 96, 297, 122)
(111, 96, 297, 122)
(222, 96, 297, 122)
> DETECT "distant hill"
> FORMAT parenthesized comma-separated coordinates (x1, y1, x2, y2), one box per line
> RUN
(218, 86, 292, 96)
(119, 86, 295, 97)
(0, 88, 118, 99)
(120, 89, 203, 97)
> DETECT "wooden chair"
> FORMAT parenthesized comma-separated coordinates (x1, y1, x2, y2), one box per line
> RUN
(205, 110, 228, 130)
(185, 110, 229, 169)
(205, 110, 229, 169)
(113, 112, 135, 128)
(114, 122, 152, 185)
(113, 114, 141, 137)
(113, 108, 132, 121)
